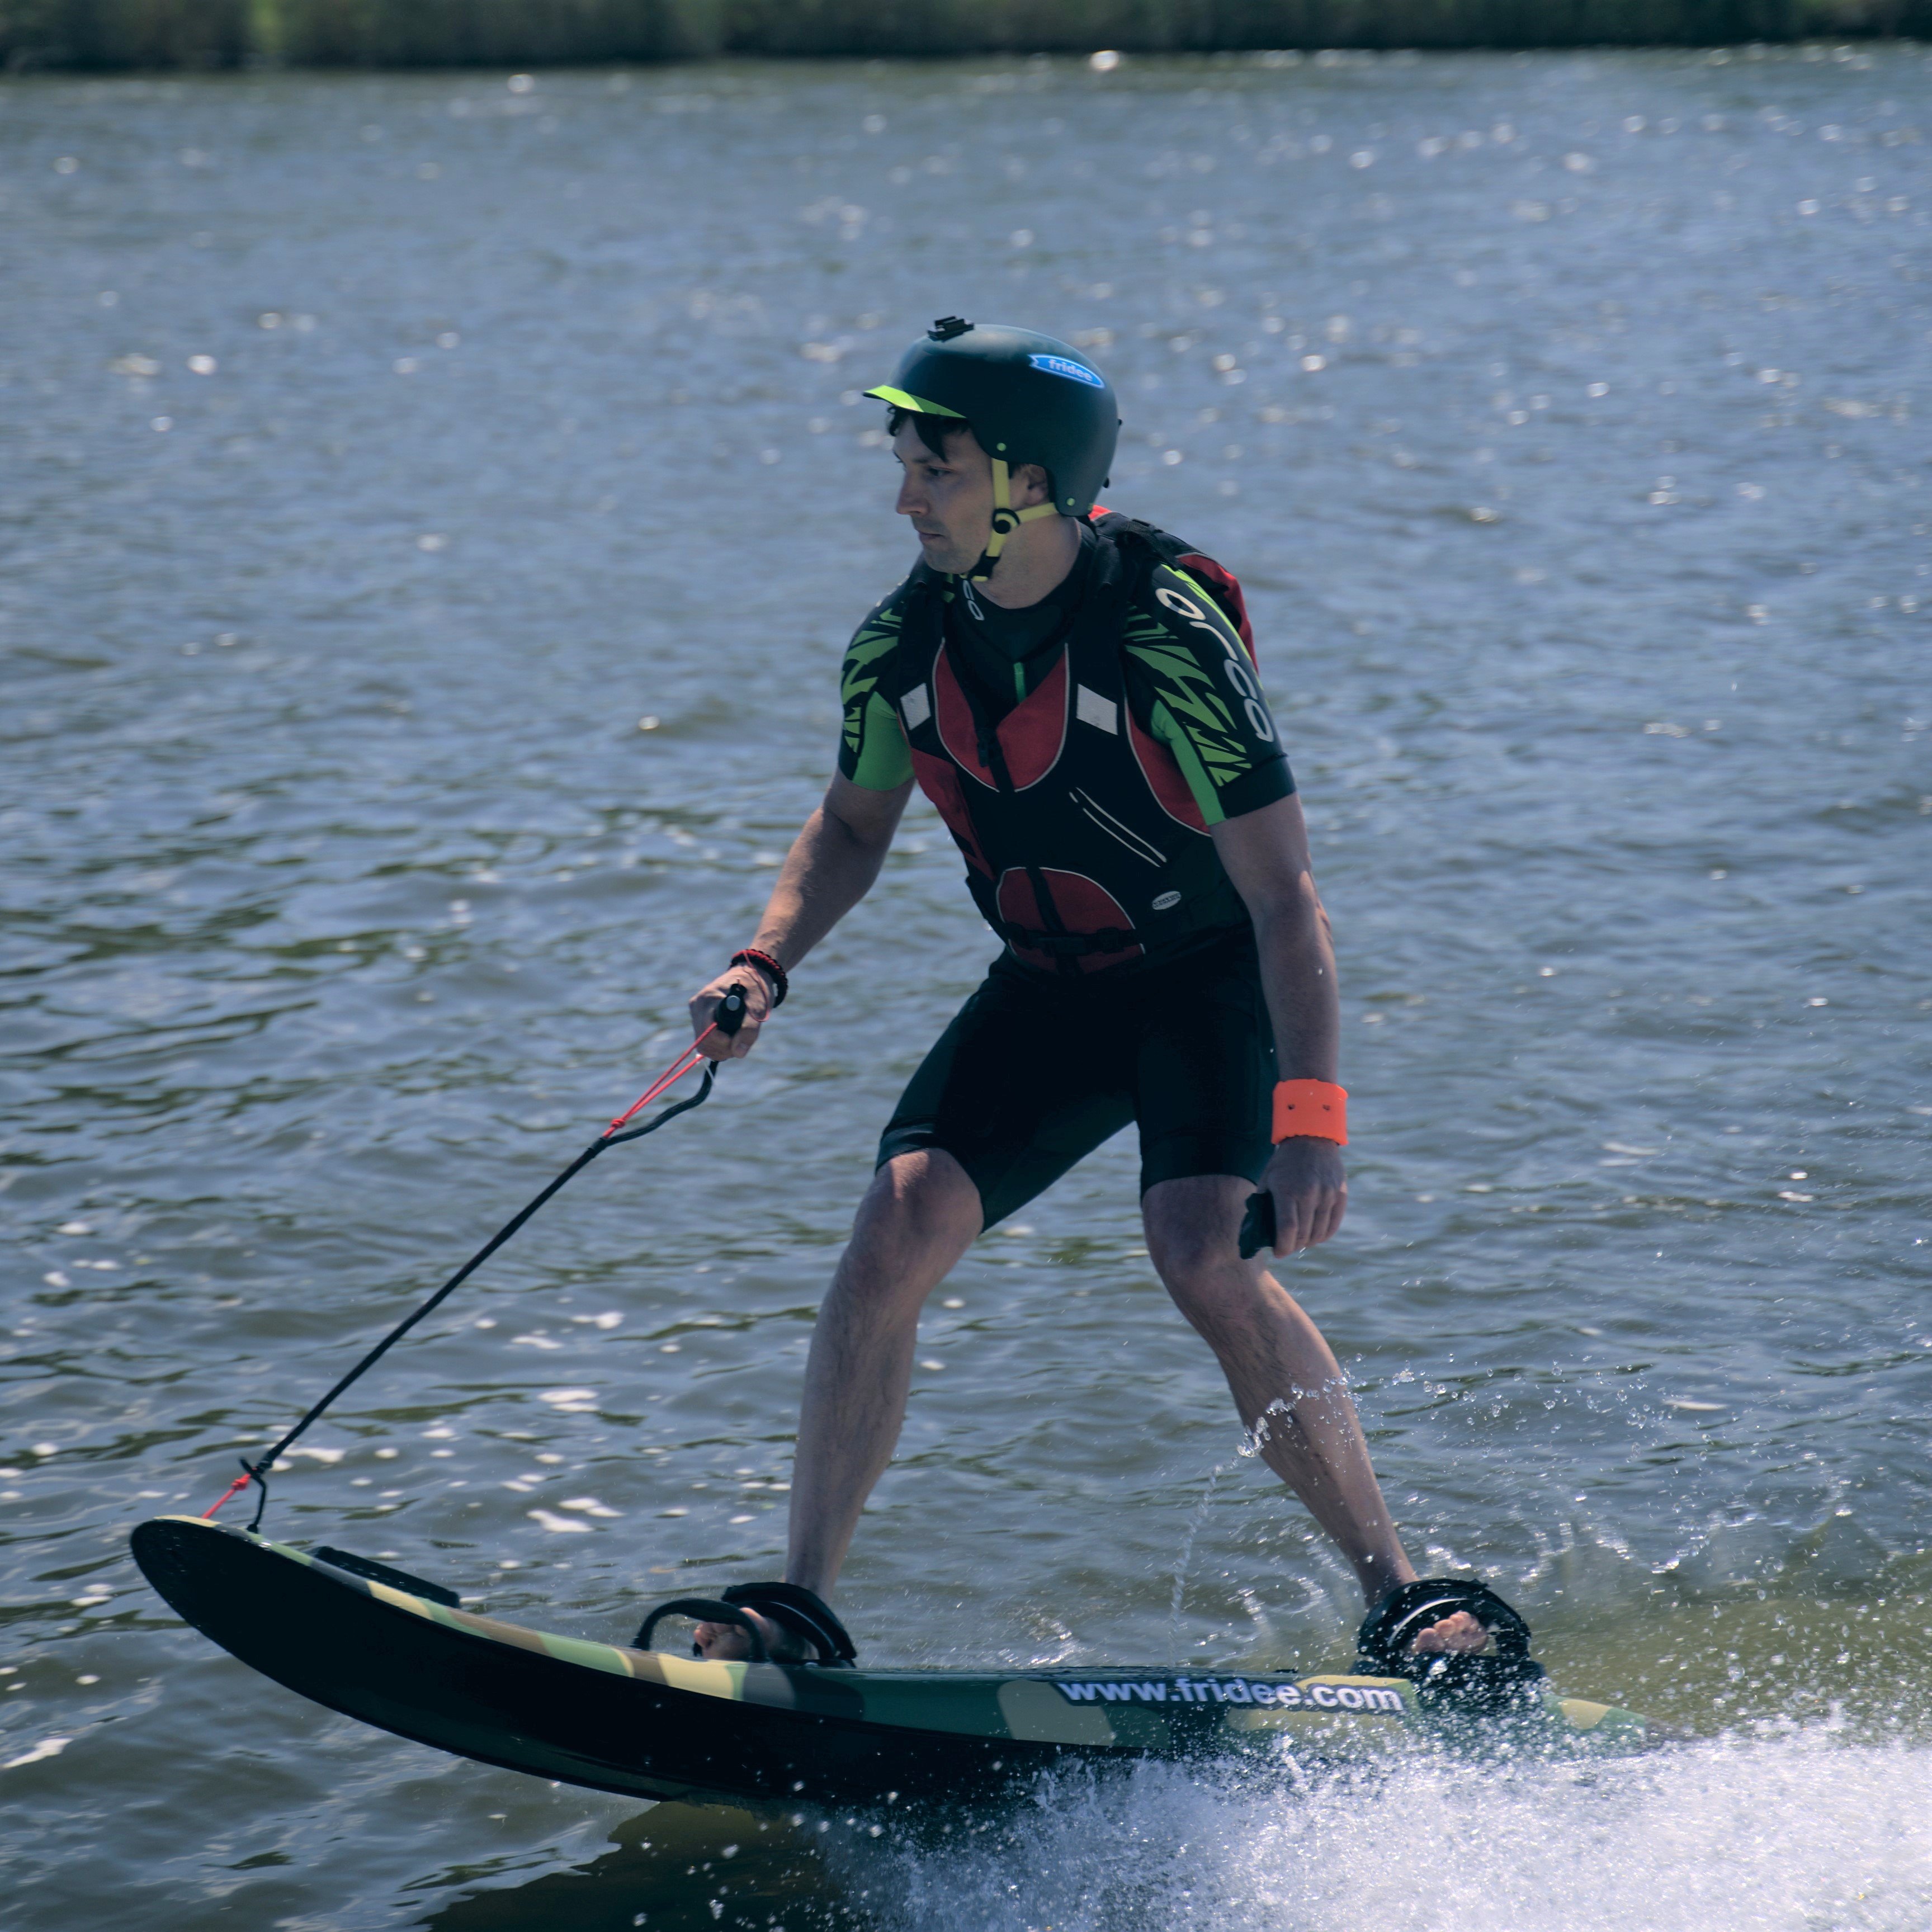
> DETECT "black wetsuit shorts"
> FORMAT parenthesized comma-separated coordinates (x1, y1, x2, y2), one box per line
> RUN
(877, 926, 1276, 1229)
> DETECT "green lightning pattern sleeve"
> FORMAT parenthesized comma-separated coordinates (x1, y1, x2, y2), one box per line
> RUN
(837, 593, 915, 791)
(1121, 564, 1293, 825)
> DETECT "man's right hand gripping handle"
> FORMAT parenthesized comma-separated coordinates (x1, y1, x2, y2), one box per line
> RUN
(689, 965, 773, 1059)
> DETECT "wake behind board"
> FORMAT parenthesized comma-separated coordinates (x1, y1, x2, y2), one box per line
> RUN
(131, 1516, 1650, 1807)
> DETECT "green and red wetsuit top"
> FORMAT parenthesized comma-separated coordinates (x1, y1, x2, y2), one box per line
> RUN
(837, 513, 1294, 976)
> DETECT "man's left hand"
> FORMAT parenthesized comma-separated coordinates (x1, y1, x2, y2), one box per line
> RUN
(1262, 1136, 1348, 1256)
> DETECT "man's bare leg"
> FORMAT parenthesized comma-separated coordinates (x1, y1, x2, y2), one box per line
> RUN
(786, 1149, 982, 1591)
(1145, 1173, 1411, 1603)
(693, 1162, 1484, 1662)
(693, 1149, 981, 1660)
(1145, 1174, 1485, 1652)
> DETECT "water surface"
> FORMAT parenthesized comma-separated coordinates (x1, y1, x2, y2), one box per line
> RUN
(3, 41, 1930, 1930)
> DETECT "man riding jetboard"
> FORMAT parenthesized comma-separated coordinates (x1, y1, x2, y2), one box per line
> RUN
(665, 319, 1518, 1679)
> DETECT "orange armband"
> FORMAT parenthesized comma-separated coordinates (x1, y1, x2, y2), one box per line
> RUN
(1272, 1080, 1348, 1145)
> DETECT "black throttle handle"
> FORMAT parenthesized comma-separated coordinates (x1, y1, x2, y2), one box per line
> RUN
(1238, 1190, 1275, 1260)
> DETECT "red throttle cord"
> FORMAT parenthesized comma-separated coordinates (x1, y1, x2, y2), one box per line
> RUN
(604, 1019, 722, 1135)
(204, 986, 749, 1528)
(201, 1472, 253, 1521)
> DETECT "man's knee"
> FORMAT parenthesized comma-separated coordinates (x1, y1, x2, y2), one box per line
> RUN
(1142, 1175, 1245, 1294)
(840, 1150, 981, 1296)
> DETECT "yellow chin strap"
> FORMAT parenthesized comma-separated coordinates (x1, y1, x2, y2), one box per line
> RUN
(969, 459, 1060, 584)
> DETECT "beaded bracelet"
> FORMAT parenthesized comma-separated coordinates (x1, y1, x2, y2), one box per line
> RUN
(730, 947, 788, 1008)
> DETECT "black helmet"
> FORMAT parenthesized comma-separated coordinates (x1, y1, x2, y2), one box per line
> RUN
(866, 317, 1120, 578)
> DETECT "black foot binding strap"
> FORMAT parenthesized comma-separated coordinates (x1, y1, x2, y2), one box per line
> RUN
(724, 1583, 858, 1666)
(632, 1581, 857, 1668)
(1356, 1577, 1547, 1713)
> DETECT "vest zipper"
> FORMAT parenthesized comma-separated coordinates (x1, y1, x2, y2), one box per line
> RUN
(1069, 787, 1166, 868)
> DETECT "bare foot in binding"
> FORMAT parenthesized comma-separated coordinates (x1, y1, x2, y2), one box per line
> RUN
(636, 1581, 857, 1668)
(1356, 1578, 1546, 1710)
(1358, 1577, 1538, 1671)
(693, 1606, 802, 1662)
(1407, 1607, 1492, 1654)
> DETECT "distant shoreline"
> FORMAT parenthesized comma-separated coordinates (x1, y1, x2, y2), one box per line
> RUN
(4, 0, 1927, 74)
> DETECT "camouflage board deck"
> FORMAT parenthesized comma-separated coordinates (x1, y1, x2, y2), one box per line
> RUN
(131, 1516, 1651, 1806)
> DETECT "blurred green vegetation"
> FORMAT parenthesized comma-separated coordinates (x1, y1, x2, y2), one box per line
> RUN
(2, 0, 1926, 70)
(2, 0, 246, 68)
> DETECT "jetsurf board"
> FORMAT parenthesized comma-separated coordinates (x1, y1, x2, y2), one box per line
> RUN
(131, 1515, 1650, 1807)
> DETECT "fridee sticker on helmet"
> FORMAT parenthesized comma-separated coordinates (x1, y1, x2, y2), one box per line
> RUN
(1028, 353, 1105, 388)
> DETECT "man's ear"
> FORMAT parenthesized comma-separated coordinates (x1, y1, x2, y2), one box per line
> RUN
(1009, 462, 1054, 508)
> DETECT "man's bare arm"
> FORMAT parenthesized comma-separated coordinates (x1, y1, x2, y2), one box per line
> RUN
(689, 773, 914, 1057)
(1209, 792, 1347, 1254)
(1210, 792, 1340, 1084)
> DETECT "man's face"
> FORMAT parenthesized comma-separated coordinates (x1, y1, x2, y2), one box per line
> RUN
(892, 418, 993, 575)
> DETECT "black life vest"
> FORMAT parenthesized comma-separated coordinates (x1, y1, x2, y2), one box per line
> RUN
(885, 515, 1260, 976)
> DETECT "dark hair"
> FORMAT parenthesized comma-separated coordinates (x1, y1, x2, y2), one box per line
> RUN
(884, 404, 1056, 499)
(886, 404, 970, 459)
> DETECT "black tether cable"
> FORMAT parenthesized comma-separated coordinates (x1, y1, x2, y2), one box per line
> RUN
(219, 988, 747, 1533)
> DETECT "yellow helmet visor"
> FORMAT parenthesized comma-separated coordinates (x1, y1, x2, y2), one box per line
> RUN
(863, 386, 965, 417)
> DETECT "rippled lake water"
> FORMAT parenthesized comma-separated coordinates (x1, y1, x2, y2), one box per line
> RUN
(4, 41, 1930, 1931)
